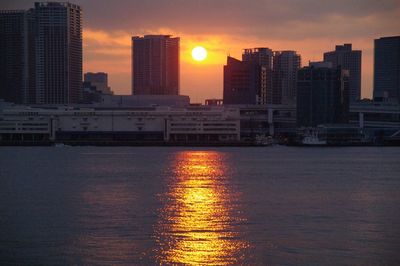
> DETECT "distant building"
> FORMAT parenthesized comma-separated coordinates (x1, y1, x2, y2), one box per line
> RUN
(205, 99, 223, 106)
(0, 10, 36, 104)
(324, 43, 362, 102)
(373, 36, 400, 103)
(242, 48, 273, 104)
(0, 103, 297, 145)
(84, 72, 112, 95)
(273, 51, 301, 105)
(35, 2, 82, 104)
(240, 48, 301, 105)
(100, 94, 190, 107)
(242, 48, 273, 68)
(223, 56, 263, 105)
(132, 35, 180, 95)
(0, 10, 29, 104)
(297, 62, 350, 127)
(81, 81, 102, 104)
(0, 2, 83, 105)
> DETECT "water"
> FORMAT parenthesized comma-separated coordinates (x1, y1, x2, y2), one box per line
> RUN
(0, 146, 399, 265)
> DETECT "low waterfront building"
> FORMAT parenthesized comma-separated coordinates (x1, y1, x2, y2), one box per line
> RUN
(0, 102, 296, 145)
(349, 101, 400, 144)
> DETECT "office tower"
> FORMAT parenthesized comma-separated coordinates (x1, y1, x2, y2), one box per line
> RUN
(0, 2, 82, 105)
(373, 36, 400, 102)
(223, 56, 264, 105)
(34, 2, 82, 104)
(297, 62, 349, 127)
(84, 72, 112, 95)
(242, 48, 273, 68)
(242, 48, 273, 104)
(0, 10, 32, 104)
(324, 43, 361, 102)
(132, 35, 180, 95)
(273, 51, 301, 105)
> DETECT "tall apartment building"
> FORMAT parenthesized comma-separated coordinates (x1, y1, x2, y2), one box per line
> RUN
(242, 48, 273, 104)
(35, 2, 82, 104)
(324, 43, 361, 102)
(132, 35, 180, 95)
(273, 51, 301, 105)
(224, 48, 301, 105)
(297, 62, 350, 127)
(223, 56, 262, 105)
(0, 10, 34, 104)
(373, 36, 400, 103)
(0, 2, 82, 105)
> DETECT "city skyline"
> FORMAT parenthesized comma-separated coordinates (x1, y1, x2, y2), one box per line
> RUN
(1, 0, 399, 102)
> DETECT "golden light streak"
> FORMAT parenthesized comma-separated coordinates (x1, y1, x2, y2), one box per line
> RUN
(155, 151, 248, 265)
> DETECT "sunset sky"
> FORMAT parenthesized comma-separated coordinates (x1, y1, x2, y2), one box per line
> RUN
(3, 0, 400, 102)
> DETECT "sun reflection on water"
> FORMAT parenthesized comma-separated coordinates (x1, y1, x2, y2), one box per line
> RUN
(156, 151, 248, 265)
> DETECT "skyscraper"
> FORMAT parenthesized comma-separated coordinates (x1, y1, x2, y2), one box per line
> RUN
(0, 2, 82, 105)
(373, 36, 400, 102)
(132, 35, 180, 95)
(242, 48, 273, 104)
(0, 10, 33, 104)
(324, 43, 361, 102)
(34, 2, 82, 104)
(273, 51, 301, 105)
(297, 62, 349, 127)
(223, 56, 262, 105)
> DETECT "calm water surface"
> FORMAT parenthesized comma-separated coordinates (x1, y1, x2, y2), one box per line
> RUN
(0, 146, 399, 265)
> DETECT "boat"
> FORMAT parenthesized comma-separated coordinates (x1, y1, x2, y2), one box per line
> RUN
(254, 135, 273, 146)
(301, 128, 327, 146)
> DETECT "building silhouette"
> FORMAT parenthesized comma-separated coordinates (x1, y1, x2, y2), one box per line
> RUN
(324, 43, 361, 102)
(297, 62, 349, 127)
(273, 51, 301, 105)
(373, 36, 400, 103)
(242, 48, 272, 104)
(132, 35, 180, 95)
(35, 2, 82, 104)
(84, 72, 112, 95)
(0, 10, 36, 104)
(223, 56, 263, 105)
(0, 2, 82, 104)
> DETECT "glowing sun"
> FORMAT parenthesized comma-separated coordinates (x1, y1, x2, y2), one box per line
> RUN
(192, 46, 207, 61)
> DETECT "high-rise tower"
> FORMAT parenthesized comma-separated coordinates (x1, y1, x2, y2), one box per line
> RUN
(34, 2, 82, 104)
(0, 2, 82, 104)
(132, 35, 180, 95)
(373, 36, 400, 103)
(324, 43, 361, 102)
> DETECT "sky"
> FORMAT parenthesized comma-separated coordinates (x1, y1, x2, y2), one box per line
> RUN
(2, 0, 400, 103)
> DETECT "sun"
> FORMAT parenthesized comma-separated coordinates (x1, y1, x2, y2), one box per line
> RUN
(192, 46, 207, 61)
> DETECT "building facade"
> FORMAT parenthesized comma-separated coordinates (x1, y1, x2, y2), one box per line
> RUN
(242, 48, 273, 104)
(324, 43, 361, 102)
(0, 10, 35, 104)
(132, 35, 180, 96)
(273, 51, 301, 105)
(373, 36, 400, 103)
(223, 56, 262, 105)
(235, 48, 302, 105)
(84, 72, 112, 95)
(0, 2, 82, 105)
(34, 2, 82, 104)
(296, 62, 350, 127)
(0, 101, 296, 145)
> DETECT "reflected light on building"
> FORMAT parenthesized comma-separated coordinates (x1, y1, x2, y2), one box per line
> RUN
(155, 151, 248, 265)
